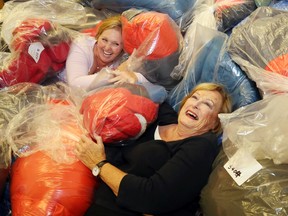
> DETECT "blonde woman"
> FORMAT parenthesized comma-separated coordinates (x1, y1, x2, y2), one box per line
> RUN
(63, 15, 148, 91)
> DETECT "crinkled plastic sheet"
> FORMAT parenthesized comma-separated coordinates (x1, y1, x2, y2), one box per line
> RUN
(1, 0, 87, 45)
(166, 23, 260, 112)
(170, 6, 219, 81)
(255, 0, 272, 7)
(231, 59, 288, 97)
(176, 0, 257, 72)
(86, 0, 254, 33)
(271, 0, 288, 10)
(227, 7, 288, 96)
(82, 0, 197, 27)
(200, 149, 288, 215)
(0, 82, 48, 169)
(80, 83, 159, 145)
(219, 94, 288, 165)
(214, 0, 256, 32)
(0, 82, 86, 168)
(7, 103, 86, 164)
(177, 0, 256, 33)
(87, 67, 168, 104)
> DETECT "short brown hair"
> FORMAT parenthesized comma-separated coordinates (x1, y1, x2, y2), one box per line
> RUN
(179, 82, 232, 135)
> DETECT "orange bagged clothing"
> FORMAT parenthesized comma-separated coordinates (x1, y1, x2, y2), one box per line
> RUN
(7, 89, 98, 216)
(121, 10, 180, 60)
(10, 151, 97, 216)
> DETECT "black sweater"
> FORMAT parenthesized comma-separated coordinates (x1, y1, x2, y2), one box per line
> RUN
(85, 102, 219, 216)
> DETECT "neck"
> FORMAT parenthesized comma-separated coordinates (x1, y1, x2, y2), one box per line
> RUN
(89, 58, 108, 75)
(95, 56, 107, 68)
(90, 44, 110, 74)
(160, 124, 207, 141)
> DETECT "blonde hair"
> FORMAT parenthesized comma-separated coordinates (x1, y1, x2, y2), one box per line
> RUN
(179, 82, 232, 135)
(95, 15, 122, 40)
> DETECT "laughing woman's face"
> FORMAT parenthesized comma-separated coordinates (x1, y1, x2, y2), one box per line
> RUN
(178, 90, 223, 134)
(94, 27, 123, 64)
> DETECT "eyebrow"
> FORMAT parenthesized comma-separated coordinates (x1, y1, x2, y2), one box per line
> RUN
(101, 36, 121, 44)
(194, 92, 216, 105)
(207, 99, 215, 105)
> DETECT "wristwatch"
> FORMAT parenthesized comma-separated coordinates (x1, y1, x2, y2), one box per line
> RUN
(92, 160, 109, 177)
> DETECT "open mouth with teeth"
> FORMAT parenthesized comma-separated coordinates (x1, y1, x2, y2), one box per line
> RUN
(103, 50, 113, 56)
(186, 110, 199, 120)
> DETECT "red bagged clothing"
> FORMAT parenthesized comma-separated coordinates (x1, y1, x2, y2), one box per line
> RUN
(0, 18, 71, 88)
(80, 87, 158, 143)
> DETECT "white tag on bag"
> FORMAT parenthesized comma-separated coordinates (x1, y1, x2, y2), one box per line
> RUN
(224, 148, 262, 186)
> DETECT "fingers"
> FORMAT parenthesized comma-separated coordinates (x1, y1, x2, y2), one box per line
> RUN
(109, 71, 137, 84)
(111, 70, 121, 76)
(108, 76, 121, 83)
(95, 136, 103, 145)
(79, 134, 104, 149)
(80, 134, 93, 144)
(109, 77, 127, 85)
(76, 135, 94, 154)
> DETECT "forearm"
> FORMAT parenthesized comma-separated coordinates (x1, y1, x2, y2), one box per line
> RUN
(76, 135, 128, 196)
(68, 74, 96, 90)
(99, 163, 127, 196)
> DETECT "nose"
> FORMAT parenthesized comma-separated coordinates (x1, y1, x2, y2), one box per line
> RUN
(193, 101, 199, 109)
(104, 42, 112, 51)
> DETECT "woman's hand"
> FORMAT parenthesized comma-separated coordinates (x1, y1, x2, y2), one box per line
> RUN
(109, 70, 138, 84)
(75, 135, 106, 170)
(76, 135, 127, 197)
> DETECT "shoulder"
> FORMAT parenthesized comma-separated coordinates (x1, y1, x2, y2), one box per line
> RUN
(72, 35, 96, 47)
(67, 35, 96, 59)
(181, 132, 219, 158)
(157, 102, 178, 126)
(168, 132, 218, 155)
(185, 132, 218, 148)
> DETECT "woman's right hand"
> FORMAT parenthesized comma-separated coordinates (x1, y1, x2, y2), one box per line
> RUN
(75, 135, 106, 170)
(109, 70, 138, 84)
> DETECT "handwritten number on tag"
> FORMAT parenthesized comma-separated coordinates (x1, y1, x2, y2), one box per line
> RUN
(227, 165, 242, 178)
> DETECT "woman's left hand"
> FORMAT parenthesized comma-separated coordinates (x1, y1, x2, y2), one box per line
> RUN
(75, 135, 106, 170)
(109, 70, 137, 84)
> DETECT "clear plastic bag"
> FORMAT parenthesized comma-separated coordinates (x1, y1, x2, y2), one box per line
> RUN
(121, 9, 183, 91)
(1, 0, 87, 45)
(0, 17, 75, 88)
(7, 101, 86, 164)
(227, 7, 288, 96)
(87, 67, 168, 104)
(271, 0, 288, 10)
(166, 23, 260, 112)
(80, 83, 159, 145)
(0, 82, 85, 167)
(220, 94, 288, 165)
(179, 0, 256, 33)
(200, 149, 288, 215)
(0, 82, 48, 168)
(214, 0, 256, 32)
(86, 0, 197, 26)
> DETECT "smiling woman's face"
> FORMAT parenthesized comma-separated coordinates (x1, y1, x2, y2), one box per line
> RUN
(94, 27, 123, 65)
(178, 89, 223, 133)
